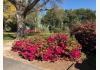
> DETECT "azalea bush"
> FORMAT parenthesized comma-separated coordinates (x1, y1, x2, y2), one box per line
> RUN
(24, 29, 35, 34)
(67, 38, 82, 60)
(42, 33, 69, 61)
(12, 33, 82, 62)
(71, 23, 96, 55)
(24, 28, 44, 36)
(47, 33, 68, 49)
(12, 38, 47, 61)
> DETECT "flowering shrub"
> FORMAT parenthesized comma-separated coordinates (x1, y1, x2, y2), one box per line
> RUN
(12, 33, 82, 62)
(19, 44, 39, 61)
(71, 23, 96, 54)
(47, 33, 68, 43)
(42, 46, 67, 62)
(68, 39, 82, 50)
(24, 28, 42, 35)
(47, 33, 68, 49)
(67, 39, 82, 60)
(12, 39, 33, 52)
(24, 29, 35, 34)
(12, 39, 45, 61)
(70, 48, 81, 60)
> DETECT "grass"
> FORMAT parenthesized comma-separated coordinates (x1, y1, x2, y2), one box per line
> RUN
(3, 32, 69, 40)
(3, 32, 52, 40)
(3, 32, 16, 40)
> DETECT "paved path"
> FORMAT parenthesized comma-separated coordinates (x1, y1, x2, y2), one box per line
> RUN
(3, 57, 42, 70)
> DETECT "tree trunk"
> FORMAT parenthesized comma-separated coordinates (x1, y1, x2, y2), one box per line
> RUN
(16, 4, 26, 39)
(16, 13, 26, 39)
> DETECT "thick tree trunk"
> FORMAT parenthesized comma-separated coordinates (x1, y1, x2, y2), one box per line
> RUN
(16, 4, 26, 39)
(16, 12, 26, 39)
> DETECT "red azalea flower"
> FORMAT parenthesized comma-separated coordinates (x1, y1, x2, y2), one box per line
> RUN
(55, 47, 64, 55)
(70, 49, 81, 59)
(15, 40, 23, 47)
(42, 48, 54, 61)
(47, 36, 55, 43)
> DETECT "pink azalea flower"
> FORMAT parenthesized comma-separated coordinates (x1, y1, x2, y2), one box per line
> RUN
(70, 49, 81, 59)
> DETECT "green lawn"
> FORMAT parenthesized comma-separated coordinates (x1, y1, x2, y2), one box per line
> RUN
(3, 32, 16, 40)
(3, 32, 52, 40)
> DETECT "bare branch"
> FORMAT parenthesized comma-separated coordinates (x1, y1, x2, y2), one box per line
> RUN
(8, 0, 16, 7)
(23, 0, 40, 18)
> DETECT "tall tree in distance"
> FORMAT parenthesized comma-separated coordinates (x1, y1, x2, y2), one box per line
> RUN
(8, 0, 63, 39)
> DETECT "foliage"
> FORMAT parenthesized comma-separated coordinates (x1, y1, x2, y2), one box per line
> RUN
(12, 33, 82, 62)
(5, 0, 64, 38)
(4, 0, 16, 19)
(4, 0, 16, 32)
(71, 23, 96, 54)
(41, 7, 65, 32)
(41, 8, 96, 33)
(3, 32, 16, 40)
(64, 8, 96, 28)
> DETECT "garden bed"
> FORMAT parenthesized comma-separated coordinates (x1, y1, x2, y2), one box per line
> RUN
(4, 40, 78, 70)
(4, 24, 96, 70)
(4, 35, 80, 70)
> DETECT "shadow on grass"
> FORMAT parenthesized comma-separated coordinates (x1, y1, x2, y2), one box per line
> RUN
(4, 33, 16, 40)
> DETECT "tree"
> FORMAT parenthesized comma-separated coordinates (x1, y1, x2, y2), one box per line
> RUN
(74, 8, 96, 23)
(64, 8, 96, 29)
(4, 0, 16, 31)
(41, 6, 65, 32)
(64, 9, 80, 29)
(8, 0, 63, 39)
(41, 8, 96, 33)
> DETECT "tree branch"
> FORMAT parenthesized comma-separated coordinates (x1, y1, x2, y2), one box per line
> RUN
(8, 0, 16, 7)
(23, 0, 40, 18)
(34, 0, 50, 11)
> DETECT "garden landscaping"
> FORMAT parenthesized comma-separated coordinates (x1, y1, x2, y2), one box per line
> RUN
(4, 23, 96, 70)
(3, 0, 96, 70)
(4, 40, 78, 70)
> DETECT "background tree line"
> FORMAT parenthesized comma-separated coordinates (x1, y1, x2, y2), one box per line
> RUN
(41, 7, 96, 33)
(3, 0, 96, 34)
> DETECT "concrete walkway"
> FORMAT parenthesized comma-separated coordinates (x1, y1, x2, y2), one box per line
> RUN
(3, 57, 42, 70)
